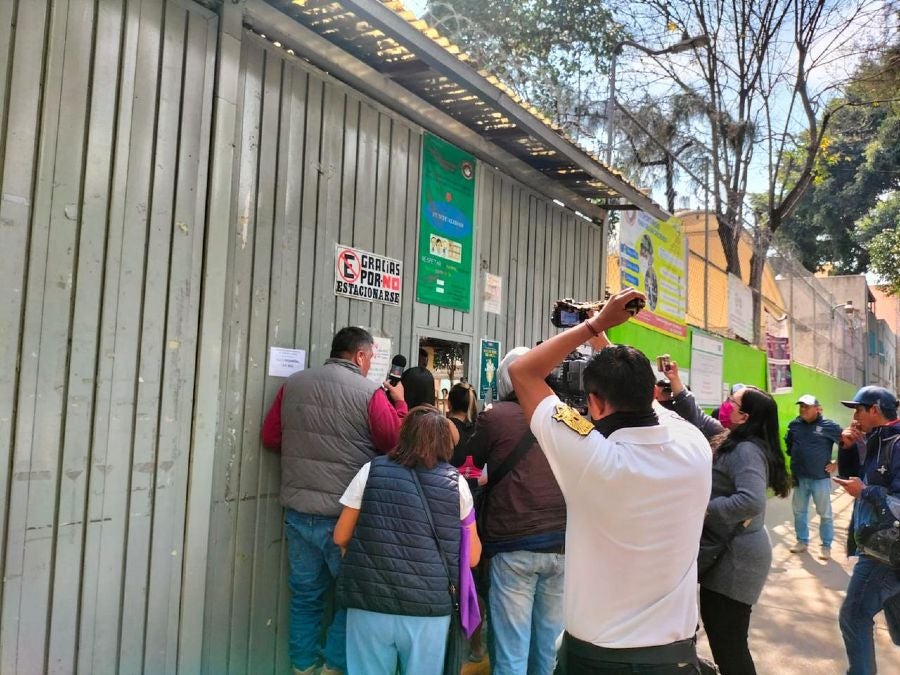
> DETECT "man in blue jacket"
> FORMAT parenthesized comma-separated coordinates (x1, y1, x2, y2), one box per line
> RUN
(834, 386, 900, 675)
(785, 394, 843, 559)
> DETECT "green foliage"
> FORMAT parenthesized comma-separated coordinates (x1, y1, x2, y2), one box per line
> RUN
(778, 49, 900, 273)
(423, 1, 622, 137)
(433, 343, 465, 377)
(856, 193, 900, 295)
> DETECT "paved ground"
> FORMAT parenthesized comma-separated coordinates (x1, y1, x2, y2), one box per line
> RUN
(730, 485, 900, 674)
(463, 485, 900, 674)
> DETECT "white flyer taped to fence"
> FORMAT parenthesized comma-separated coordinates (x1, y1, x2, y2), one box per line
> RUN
(268, 347, 306, 378)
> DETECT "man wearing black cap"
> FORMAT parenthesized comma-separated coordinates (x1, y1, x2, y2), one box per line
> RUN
(785, 394, 842, 559)
(832, 386, 900, 675)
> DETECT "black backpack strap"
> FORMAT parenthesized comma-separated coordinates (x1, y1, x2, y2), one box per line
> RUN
(487, 430, 536, 487)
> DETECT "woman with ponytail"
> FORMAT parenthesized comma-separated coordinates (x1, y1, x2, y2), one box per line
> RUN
(448, 383, 481, 487)
(699, 385, 790, 674)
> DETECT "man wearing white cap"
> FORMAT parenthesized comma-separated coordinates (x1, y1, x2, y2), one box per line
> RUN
(785, 394, 842, 559)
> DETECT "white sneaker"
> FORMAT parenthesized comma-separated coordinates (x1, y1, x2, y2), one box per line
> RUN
(789, 542, 808, 553)
(819, 547, 831, 560)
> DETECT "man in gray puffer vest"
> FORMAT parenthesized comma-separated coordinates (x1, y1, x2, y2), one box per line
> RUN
(261, 327, 407, 675)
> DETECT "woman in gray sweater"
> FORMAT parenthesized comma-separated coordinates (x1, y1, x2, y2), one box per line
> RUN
(665, 365, 790, 674)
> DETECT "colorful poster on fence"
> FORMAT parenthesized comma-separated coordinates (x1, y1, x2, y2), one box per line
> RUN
(765, 310, 793, 394)
(417, 133, 476, 312)
(619, 210, 687, 338)
(479, 339, 500, 401)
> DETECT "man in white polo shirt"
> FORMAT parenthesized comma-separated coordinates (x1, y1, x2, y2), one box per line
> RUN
(509, 289, 711, 674)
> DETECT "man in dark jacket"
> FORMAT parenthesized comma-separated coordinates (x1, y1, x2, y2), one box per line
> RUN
(260, 327, 407, 675)
(833, 386, 900, 675)
(785, 394, 842, 559)
(465, 346, 566, 675)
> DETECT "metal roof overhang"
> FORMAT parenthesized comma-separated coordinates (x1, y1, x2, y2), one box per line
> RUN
(245, 0, 670, 223)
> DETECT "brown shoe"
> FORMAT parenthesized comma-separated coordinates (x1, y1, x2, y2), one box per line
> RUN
(819, 547, 831, 560)
(789, 542, 808, 554)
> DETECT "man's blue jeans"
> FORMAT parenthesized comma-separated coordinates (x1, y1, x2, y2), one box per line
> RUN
(488, 550, 565, 675)
(792, 477, 834, 547)
(839, 555, 900, 674)
(284, 509, 346, 671)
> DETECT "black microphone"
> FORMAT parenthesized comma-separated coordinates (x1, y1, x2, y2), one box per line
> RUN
(388, 355, 407, 385)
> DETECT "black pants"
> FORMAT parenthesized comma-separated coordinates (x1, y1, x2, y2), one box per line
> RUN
(559, 633, 700, 674)
(699, 587, 756, 675)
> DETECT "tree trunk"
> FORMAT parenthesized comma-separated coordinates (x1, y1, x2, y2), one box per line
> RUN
(749, 225, 773, 346)
(718, 208, 743, 278)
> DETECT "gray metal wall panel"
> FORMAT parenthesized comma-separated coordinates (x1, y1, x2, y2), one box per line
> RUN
(0, 5, 607, 671)
(471, 164, 603, 355)
(0, 1, 216, 673)
(0, 0, 39, 665)
(203, 36, 440, 672)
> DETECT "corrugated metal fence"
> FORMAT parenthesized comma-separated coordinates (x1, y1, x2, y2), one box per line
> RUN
(200, 31, 602, 673)
(0, 0, 217, 672)
(0, 1, 604, 672)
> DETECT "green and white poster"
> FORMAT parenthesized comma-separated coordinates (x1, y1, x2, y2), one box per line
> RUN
(417, 133, 476, 312)
(479, 339, 501, 401)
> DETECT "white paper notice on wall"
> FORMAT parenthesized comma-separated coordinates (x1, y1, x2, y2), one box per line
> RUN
(268, 347, 306, 378)
(690, 332, 724, 408)
(727, 273, 754, 342)
(367, 336, 392, 385)
(483, 273, 502, 314)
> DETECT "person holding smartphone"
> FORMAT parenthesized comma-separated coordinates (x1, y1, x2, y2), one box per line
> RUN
(833, 386, 900, 675)
(507, 289, 712, 674)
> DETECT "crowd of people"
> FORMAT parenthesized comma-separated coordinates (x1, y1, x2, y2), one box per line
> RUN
(260, 289, 900, 675)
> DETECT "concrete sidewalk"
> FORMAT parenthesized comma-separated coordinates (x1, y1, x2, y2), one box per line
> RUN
(699, 485, 900, 673)
(464, 485, 900, 674)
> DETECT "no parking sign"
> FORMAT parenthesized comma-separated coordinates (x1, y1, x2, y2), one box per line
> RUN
(334, 244, 403, 306)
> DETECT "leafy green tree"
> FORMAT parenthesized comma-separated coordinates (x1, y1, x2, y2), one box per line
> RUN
(423, 1, 623, 141)
(778, 48, 900, 273)
(614, 0, 887, 281)
(856, 193, 900, 295)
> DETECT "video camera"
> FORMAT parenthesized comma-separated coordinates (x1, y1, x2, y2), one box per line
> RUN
(546, 294, 646, 413)
(550, 296, 645, 328)
(547, 350, 591, 413)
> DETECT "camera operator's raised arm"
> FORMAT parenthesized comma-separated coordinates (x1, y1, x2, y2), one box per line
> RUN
(510, 289, 646, 422)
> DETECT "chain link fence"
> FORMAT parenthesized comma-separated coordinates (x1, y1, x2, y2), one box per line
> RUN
(676, 213, 865, 387)
(768, 240, 865, 387)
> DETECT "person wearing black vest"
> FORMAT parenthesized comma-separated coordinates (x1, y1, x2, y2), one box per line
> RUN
(334, 406, 482, 675)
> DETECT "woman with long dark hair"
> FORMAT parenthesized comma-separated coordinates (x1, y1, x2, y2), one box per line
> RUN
(334, 406, 481, 675)
(401, 366, 436, 408)
(447, 383, 481, 486)
(699, 385, 790, 674)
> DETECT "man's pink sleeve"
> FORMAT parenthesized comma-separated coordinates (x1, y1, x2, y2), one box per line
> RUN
(368, 388, 408, 454)
(261, 385, 285, 451)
